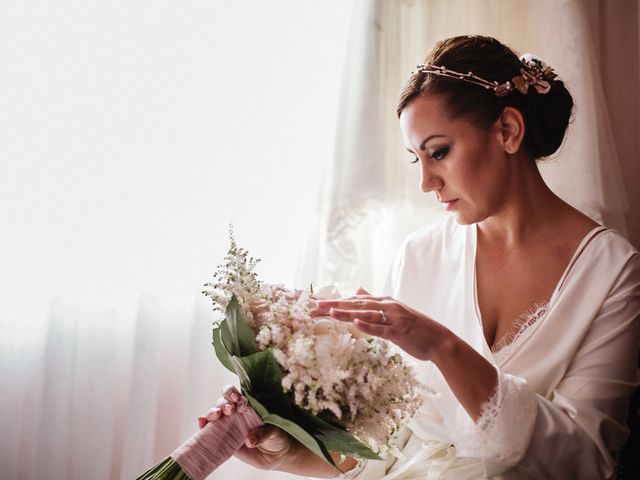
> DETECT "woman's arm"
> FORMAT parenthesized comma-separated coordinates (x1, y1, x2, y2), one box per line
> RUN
(317, 265, 640, 479)
(501, 261, 640, 478)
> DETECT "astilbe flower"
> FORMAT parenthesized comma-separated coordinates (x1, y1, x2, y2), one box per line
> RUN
(203, 236, 423, 454)
(201, 226, 263, 326)
(248, 284, 423, 453)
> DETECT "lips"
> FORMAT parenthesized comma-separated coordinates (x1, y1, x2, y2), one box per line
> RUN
(441, 199, 458, 211)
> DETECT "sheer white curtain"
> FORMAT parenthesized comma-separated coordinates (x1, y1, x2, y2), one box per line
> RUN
(0, 1, 353, 479)
(297, 0, 636, 293)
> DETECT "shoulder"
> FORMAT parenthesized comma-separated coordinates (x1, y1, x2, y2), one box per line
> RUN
(576, 227, 640, 302)
(588, 227, 639, 271)
(600, 228, 640, 287)
(596, 227, 638, 253)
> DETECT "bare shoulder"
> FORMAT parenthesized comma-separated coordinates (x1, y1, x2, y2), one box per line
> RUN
(553, 204, 600, 245)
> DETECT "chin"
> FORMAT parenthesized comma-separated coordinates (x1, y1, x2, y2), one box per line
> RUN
(453, 215, 475, 226)
(451, 208, 485, 226)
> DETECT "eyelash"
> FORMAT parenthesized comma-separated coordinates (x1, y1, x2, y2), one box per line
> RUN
(410, 146, 449, 164)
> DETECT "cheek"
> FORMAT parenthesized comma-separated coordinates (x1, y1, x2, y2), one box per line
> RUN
(453, 145, 505, 209)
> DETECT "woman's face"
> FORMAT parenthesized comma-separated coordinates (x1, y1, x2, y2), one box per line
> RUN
(399, 94, 510, 225)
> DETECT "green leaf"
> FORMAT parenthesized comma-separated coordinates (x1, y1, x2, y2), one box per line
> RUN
(237, 350, 377, 459)
(297, 408, 381, 460)
(232, 350, 291, 413)
(244, 393, 337, 469)
(215, 347, 376, 469)
(230, 355, 252, 392)
(226, 295, 258, 356)
(219, 317, 237, 356)
(244, 391, 269, 418)
(235, 350, 283, 390)
(212, 327, 235, 373)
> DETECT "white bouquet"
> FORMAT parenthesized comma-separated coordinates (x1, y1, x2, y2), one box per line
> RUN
(137, 232, 423, 479)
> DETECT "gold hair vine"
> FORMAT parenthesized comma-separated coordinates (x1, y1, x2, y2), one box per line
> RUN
(415, 54, 557, 97)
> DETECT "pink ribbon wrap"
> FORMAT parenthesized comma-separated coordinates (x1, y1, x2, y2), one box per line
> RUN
(170, 398, 264, 480)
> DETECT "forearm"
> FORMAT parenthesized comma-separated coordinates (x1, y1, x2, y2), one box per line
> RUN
(432, 332, 498, 421)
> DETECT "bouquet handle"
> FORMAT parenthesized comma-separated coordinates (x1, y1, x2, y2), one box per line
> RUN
(170, 398, 263, 480)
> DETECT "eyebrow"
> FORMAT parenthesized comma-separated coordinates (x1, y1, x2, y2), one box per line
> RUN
(405, 134, 447, 153)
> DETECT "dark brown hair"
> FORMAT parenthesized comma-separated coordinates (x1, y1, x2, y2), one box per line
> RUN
(397, 35, 574, 159)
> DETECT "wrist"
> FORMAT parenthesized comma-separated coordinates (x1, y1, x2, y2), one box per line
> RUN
(431, 328, 459, 366)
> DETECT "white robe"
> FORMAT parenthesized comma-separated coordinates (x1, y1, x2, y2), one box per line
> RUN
(348, 216, 640, 479)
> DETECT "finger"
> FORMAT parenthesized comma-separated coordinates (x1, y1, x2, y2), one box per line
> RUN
(215, 397, 228, 408)
(222, 384, 241, 403)
(205, 407, 223, 422)
(356, 287, 371, 295)
(330, 308, 388, 324)
(244, 432, 258, 448)
(353, 318, 390, 337)
(222, 402, 236, 416)
(245, 425, 285, 448)
(244, 425, 274, 448)
(316, 299, 387, 312)
(198, 416, 207, 429)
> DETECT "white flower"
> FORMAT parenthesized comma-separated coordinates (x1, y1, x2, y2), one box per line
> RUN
(204, 237, 423, 454)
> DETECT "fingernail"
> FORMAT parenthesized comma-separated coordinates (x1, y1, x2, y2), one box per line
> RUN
(230, 392, 239, 402)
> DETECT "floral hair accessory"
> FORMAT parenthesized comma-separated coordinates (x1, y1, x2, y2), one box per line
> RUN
(415, 53, 557, 97)
(514, 53, 557, 94)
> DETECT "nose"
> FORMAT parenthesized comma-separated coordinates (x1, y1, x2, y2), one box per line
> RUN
(420, 161, 443, 193)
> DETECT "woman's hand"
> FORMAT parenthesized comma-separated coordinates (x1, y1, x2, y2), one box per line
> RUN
(199, 385, 357, 477)
(314, 288, 498, 421)
(313, 288, 453, 362)
(199, 385, 296, 471)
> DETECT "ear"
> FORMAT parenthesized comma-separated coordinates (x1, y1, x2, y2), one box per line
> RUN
(495, 107, 525, 154)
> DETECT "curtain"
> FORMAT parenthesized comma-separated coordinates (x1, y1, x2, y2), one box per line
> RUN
(2, 298, 308, 480)
(296, 0, 639, 293)
(0, 1, 352, 479)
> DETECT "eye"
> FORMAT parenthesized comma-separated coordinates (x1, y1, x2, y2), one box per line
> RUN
(429, 146, 449, 161)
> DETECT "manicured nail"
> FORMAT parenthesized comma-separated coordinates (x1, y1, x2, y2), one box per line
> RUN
(230, 392, 239, 402)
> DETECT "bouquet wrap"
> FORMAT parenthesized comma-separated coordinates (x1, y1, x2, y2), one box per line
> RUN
(171, 397, 263, 480)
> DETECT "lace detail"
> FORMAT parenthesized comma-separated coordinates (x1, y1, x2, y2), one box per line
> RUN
(491, 301, 549, 360)
(452, 367, 538, 467)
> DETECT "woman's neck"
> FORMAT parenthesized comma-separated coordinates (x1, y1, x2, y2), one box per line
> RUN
(477, 158, 570, 248)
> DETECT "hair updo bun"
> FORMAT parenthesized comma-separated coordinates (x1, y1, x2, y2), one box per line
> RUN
(524, 74, 574, 157)
(397, 35, 575, 159)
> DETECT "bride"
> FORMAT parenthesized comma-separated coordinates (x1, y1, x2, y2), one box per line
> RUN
(203, 35, 640, 479)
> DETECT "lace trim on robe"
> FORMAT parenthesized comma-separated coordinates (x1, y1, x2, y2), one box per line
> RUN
(452, 367, 538, 467)
(491, 301, 550, 362)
